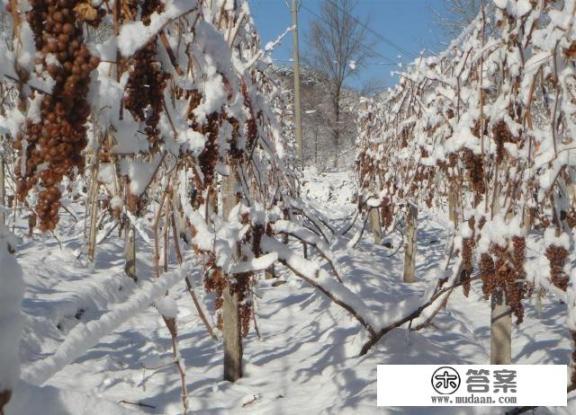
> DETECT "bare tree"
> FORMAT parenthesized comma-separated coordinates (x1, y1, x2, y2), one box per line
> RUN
(432, 0, 487, 37)
(306, 0, 372, 168)
(360, 77, 387, 98)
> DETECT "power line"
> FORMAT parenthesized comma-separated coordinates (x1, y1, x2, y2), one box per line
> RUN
(324, 0, 418, 60)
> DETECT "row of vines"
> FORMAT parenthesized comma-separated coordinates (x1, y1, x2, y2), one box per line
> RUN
(0, 0, 325, 413)
(357, 0, 576, 385)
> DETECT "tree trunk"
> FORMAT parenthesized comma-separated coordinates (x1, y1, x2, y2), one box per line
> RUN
(222, 168, 242, 382)
(490, 290, 512, 364)
(333, 88, 341, 168)
(403, 203, 418, 283)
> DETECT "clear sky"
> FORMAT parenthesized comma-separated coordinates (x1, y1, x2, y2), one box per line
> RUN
(247, 0, 453, 91)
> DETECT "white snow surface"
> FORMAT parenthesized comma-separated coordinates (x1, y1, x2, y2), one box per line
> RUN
(8, 169, 576, 414)
(0, 226, 25, 392)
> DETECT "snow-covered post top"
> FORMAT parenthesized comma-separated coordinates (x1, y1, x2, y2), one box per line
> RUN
(0, 225, 24, 412)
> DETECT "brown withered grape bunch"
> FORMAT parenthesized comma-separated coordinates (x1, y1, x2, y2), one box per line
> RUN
(479, 239, 528, 323)
(15, 0, 99, 231)
(546, 244, 569, 291)
(124, 0, 168, 150)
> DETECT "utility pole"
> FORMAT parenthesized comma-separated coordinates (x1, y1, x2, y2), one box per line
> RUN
(291, 0, 303, 167)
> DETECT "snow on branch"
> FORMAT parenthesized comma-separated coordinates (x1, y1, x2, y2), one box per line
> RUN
(231, 252, 278, 274)
(261, 236, 378, 335)
(271, 220, 343, 282)
(118, 0, 199, 57)
(21, 261, 197, 386)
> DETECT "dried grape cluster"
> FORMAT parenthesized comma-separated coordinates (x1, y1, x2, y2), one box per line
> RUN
(492, 120, 517, 164)
(380, 199, 393, 230)
(204, 268, 253, 337)
(15, 0, 98, 231)
(124, 0, 168, 149)
(479, 237, 527, 323)
(545, 244, 569, 291)
(460, 218, 476, 297)
(462, 149, 486, 201)
(197, 113, 221, 190)
(479, 252, 495, 297)
(203, 211, 267, 338)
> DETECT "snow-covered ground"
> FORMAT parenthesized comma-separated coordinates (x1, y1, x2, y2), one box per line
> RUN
(5, 169, 575, 414)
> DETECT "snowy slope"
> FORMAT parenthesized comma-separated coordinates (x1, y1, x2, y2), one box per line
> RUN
(6, 169, 575, 414)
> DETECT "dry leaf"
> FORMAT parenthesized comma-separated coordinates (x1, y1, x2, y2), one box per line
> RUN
(74, 2, 98, 22)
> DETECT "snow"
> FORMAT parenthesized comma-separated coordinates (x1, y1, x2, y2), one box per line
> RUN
(121, 157, 162, 196)
(0, 107, 25, 138)
(97, 163, 116, 185)
(15, 22, 36, 73)
(178, 129, 206, 154)
(1, 1, 576, 413)
(156, 296, 179, 320)
(544, 228, 571, 250)
(231, 252, 278, 274)
(22, 260, 193, 386)
(0, 170, 570, 414)
(493, 0, 532, 17)
(5, 381, 141, 415)
(0, 226, 25, 393)
(118, 0, 199, 57)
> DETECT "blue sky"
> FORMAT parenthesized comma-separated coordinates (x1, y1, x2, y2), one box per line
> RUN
(247, 0, 453, 91)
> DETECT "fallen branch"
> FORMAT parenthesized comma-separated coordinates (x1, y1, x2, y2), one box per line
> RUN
(288, 200, 333, 241)
(272, 220, 343, 283)
(359, 274, 481, 356)
(339, 209, 359, 236)
(119, 400, 156, 410)
(262, 236, 377, 336)
(347, 210, 370, 249)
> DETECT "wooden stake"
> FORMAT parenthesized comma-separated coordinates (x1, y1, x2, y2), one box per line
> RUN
(368, 207, 382, 243)
(223, 285, 243, 381)
(448, 181, 459, 227)
(222, 167, 243, 382)
(124, 223, 137, 281)
(490, 290, 512, 364)
(403, 203, 418, 283)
